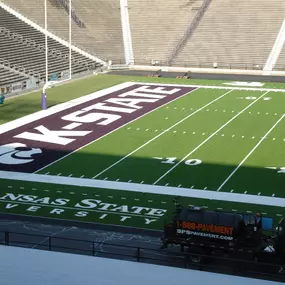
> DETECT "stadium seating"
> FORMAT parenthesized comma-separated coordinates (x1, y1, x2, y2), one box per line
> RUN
(174, 0, 285, 68)
(2, 0, 124, 62)
(0, 6, 101, 82)
(274, 45, 285, 71)
(0, 65, 28, 86)
(128, 0, 204, 64)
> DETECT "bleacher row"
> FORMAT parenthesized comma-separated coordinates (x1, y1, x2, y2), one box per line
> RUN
(1, 0, 285, 88)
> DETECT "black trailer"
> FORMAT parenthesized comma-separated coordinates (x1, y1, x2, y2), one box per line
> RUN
(161, 206, 285, 272)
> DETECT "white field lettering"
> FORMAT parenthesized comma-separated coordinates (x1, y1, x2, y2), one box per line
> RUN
(0, 192, 167, 225)
(153, 91, 269, 185)
(0, 83, 195, 173)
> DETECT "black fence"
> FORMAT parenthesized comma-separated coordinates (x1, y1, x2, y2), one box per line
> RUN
(0, 230, 284, 282)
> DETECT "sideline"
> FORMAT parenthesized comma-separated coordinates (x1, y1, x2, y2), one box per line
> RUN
(0, 171, 285, 207)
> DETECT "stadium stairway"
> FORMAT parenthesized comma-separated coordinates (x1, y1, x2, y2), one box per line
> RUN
(1, 0, 124, 63)
(128, 0, 203, 64)
(173, 0, 285, 69)
(0, 6, 101, 82)
(274, 43, 285, 71)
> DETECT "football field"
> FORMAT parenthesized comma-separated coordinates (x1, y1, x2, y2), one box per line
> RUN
(0, 75, 285, 230)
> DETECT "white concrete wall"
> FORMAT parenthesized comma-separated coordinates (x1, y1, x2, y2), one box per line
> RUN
(0, 245, 282, 285)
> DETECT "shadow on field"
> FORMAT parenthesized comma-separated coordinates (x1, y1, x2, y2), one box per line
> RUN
(1, 147, 284, 221)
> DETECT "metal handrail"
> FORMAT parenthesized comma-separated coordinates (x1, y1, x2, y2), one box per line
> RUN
(1, 229, 284, 281)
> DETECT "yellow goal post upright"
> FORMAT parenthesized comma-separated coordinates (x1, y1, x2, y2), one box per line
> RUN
(42, 0, 72, 110)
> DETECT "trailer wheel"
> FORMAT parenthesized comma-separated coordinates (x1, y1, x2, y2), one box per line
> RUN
(190, 254, 203, 264)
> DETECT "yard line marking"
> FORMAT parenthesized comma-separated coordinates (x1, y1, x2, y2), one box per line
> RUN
(217, 113, 285, 191)
(153, 92, 269, 185)
(92, 89, 234, 179)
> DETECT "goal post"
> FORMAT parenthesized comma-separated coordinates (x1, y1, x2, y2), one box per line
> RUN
(42, 0, 72, 110)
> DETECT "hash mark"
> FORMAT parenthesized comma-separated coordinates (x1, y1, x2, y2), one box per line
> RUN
(178, 184, 182, 187)
(45, 172, 50, 175)
(258, 192, 261, 195)
(116, 179, 120, 182)
(165, 117, 168, 120)
(44, 190, 49, 192)
(252, 136, 255, 139)
(128, 180, 132, 183)
(173, 131, 177, 133)
(140, 181, 144, 184)
(20, 187, 24, 190)
(108, 196, 113, 198)
(8, 186, 12, 188)
(244, 191, 247, 194)
(145, 129, 149, 131)
(136, 128, 140, 131)
(232, 209, 237, 212)
(127, 127, 131, 130)
(104, 177, 108, 180)
(68, 174, 73, 177)
(161, 201, 167, 204)
(217, 208, 223, 210)
(82, 193, 87, 196)
(183, 131, 186, 134)
(230, 189, 234, 193)
(57, 191, 62, 193)
(135, 198, 140, 201)
(57, 173, 61, 176)
(192, 132, 196, 134)
(80, 175, 84, 178)
(272, 194, 275, 197)
(32, 188, 37, 190)
(155, 129, 158, 132)
(148, 200, 153, 202)
(242, 136, 244, 138)
(273, 138, 276, 140)
(246, 210, 252, 213)
(165, 183, 169, 186)
(121, 197, 126, 200)
(191, 185, 195, 189)
(232, 135, 235, 137)
(202, 133, 205, 135)
(69, 192, 75, 194)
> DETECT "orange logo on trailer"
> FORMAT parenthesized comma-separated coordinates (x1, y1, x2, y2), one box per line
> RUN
(177, 221, 233, 236)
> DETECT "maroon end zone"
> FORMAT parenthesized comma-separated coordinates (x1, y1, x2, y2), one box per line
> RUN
(0, 84, 196, 173)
